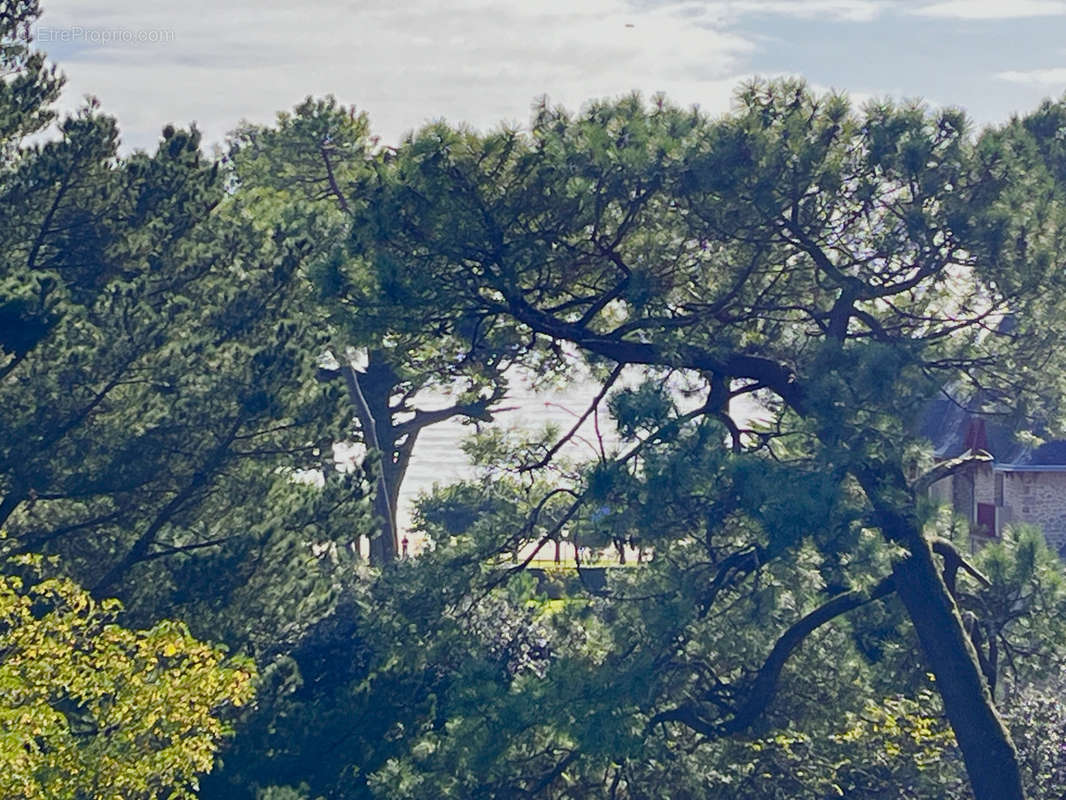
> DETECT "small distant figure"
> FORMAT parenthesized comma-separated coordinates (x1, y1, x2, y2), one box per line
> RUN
(401, 535, 409, 559)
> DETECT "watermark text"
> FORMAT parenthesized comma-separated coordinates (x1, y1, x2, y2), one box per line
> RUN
(35, 26, 176, 46)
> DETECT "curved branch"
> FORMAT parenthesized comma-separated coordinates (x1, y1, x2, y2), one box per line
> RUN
(913, 450, 994, 495)
(393, 397, 510, 439)
(653, 573, 896, 737)
(932, 536, 992, 597)
(501, 292, 807, 413)
(723, 574, 896, 734)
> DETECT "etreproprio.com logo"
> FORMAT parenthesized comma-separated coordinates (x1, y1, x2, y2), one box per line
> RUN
(35, 26, 176, 45)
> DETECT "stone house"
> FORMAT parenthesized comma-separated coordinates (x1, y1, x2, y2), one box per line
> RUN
(925, 400, 1066, 554)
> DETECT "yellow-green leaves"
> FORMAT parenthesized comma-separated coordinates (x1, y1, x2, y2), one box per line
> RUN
(0, 566, 255, 800)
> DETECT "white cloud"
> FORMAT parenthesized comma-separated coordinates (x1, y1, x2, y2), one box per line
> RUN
(35, 0, 757, 150)
(704, 0, 885, 22)
(996, 67, 1066, 84)
(912, 0, 1066, 19)
(31, 0, 1055, 155)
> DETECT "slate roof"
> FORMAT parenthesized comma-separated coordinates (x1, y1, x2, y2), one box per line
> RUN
(918, 392, 1030, 463)
(1018, 439, 1066, 466)
(914, 315, 1066, 467)
(916, 385, 1066, 468)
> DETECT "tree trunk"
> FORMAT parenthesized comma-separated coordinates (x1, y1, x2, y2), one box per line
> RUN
(343, 359, 397, 565)
(858, 467, 1025, 800)
(895, 542, 1024, 799)
(367, 483, 396, 565)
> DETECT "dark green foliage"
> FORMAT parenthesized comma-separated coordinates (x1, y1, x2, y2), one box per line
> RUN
(226, 97, 531, 563)
(11, 15, 1066, 797)
(1003, 673, 1066, 796)
(0, 8, 371, 648)
(333, 80, 1066, 799)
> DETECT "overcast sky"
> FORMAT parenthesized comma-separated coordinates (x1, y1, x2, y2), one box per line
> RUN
(31, 0, 1066, 151)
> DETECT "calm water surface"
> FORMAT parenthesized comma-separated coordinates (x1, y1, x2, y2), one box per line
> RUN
(395, 369, 764, 533)
(397, 376, 614, 531)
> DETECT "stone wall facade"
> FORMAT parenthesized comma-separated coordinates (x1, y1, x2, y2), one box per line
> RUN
(939, 464, 1066, 555)
(998, 469, 1066, 554)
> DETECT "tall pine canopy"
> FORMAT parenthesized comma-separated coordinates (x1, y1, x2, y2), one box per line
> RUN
(341, 83, 1066, 800)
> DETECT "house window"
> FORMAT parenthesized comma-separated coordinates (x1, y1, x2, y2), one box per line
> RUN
(995, 473, 1004, 506)
(976, 502, 996, 537)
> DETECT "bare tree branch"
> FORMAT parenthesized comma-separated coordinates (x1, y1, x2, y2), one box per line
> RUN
(912, 450, 994, 495)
